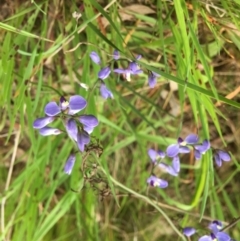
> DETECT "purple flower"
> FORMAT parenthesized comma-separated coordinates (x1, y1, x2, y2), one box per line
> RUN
(199, 220, 231, 241)
(199, 232, 231, 241)
(90, 51, 101, 65)
(79, 115, 99, 134)
(114, 55, 143, 81)
(64, 155, 76, 175)
(98, 66, 111, 80)
(181, 220, 232, 241)
(209, 220, 222, 233)
(147, 175, 168, 188)
(100, 83, 113, 99)
(90, 51, 112, 80)
(166, 134, 199, 157)
(194, 140, 211, 160)
(148, 71, 160, 88)
(114, 62, 142, 75)
(67, 115, 97, 151)
(158, 156, 180, 176)
(183, 227, 196, 237)
(113, 50, 120, 60)
(77, 130, 90, 152)
(128, 62, 143, 75)
(214, 150, 231, 167)
(166, 142, 190, 158)
(148, 149, 165, 164)
(33, 95, 87, 136)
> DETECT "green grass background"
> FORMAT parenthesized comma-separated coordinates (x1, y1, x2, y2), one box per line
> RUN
(0, 0, 240, 240)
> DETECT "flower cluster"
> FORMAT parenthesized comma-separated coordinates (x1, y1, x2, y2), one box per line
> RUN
(113, 54, 143, 80)
(166, 134, 210, 160)
(147, 134, 230, 189)
(183, 220, 232, 241)
(90, 50, 161, 99)
(90, 50, 115, 99)
(33, 95, 98, 174)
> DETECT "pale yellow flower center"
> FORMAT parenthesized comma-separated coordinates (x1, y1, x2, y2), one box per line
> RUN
(153, 180, 160, 187)
(62, 101, 69, 108)
(181, 141, 187, 146)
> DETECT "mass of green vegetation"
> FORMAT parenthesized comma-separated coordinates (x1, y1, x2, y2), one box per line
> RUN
(1, 0, 240, 240)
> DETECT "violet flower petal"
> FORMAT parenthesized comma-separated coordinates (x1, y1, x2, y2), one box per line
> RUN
(214, 153, 222, 167)
(79, 115, 99, 128)
(179, 146, 190, 153)
(64, 155, 76, 175)
(167, 166, 178, 176)
(77, 131, 90, 152)
(216, 232, 231, 241)
(148, 149, 158, 163)
(218, 151, 230, 162)
(198, 235, 212, 241)
(133, 69, 143, 74)
(158, 163, 178, 176)
(126, 62, 143, 75)
(183, 227, 196, 237)
(98, 66, 111, 80)
(194, 149, 202, 160)
(202, 140, 211, 151)
(90, 51, 101, 65)
(166, 144, 179, 157)
(128, 62, 139, 72)
(148, 74, 157, 88)
(113, 68, 127, 74)
(68, 95, 87, 115)
(44, 102, 61, 116)
(33, 116, 54, 129)
(39, 127, 62, 136)
(65, 118, 78, 141)
(100, 84, 113, 99)
(83, 125, 94, 134)
(185, 134, 199, 144)
(172, 156, 180, 173)
(195, 140, 211, 154)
